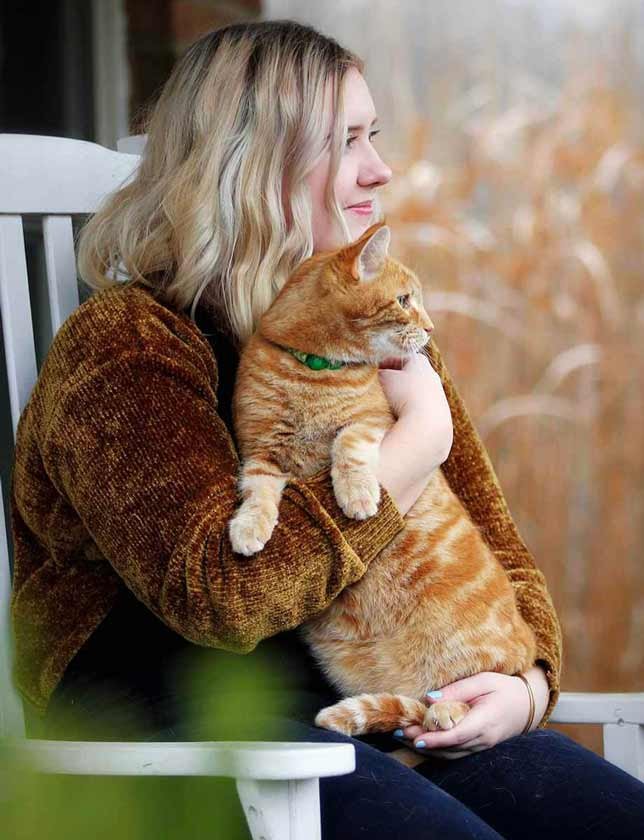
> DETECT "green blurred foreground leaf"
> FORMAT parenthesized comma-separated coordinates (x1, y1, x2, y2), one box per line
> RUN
(0, 768, 249, 840)
(1, 647, 299, 839)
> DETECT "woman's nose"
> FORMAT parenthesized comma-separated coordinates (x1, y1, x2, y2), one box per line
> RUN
(359, 148, 393, 189)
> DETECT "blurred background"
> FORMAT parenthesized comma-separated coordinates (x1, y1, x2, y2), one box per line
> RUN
(1, 0, 642, 760)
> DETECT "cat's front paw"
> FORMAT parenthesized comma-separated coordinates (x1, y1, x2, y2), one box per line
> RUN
(229, 505, 278, 556)
(332, 469, 381, 520)
(423, 700, 470, 731)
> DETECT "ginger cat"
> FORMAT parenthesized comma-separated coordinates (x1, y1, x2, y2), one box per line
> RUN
(228, 222, 537, 750)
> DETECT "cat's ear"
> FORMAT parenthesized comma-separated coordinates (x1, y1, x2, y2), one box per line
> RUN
(351, 224, 391, 283)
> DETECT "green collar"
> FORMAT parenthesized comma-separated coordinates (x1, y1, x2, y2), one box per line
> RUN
(266, 339, 346, 370)
(285, 346, 345, 370)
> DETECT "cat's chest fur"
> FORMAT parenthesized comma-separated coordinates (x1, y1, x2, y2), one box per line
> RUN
(280, 377, 391, 478)
(284, 411, 340, 476)
(233, 342, 393, 479)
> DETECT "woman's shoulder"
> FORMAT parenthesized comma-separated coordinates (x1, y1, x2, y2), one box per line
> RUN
(47, 281, 226, 385)
(19, 282, 237, 441)
(63, 281, 207, 355)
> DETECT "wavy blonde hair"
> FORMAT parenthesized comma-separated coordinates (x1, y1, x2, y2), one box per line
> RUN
(77, 20, 368, 349)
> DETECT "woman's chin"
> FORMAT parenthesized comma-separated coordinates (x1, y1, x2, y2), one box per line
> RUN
(348, 216, 374, 239)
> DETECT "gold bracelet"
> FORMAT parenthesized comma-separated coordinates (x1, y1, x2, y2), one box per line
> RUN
(515, 673, 536, 734)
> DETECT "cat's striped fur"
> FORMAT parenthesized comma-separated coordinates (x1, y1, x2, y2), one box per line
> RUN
(229, 222, 536, 753)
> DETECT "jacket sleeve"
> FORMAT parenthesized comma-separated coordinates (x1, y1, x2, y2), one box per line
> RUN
(43, 345, 405, 654)
(426, 339, 563, 726)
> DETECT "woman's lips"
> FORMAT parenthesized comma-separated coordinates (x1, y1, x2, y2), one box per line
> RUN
(346, 202, 373, 216)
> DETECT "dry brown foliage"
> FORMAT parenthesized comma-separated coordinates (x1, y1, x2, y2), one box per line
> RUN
(381, 77, 644, 754)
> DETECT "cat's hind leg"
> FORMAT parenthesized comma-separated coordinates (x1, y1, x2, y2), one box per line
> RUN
(228, 457, 291, 556)
(315, 693, 427, 736)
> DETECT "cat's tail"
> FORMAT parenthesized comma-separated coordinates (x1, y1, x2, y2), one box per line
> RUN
(315, 693, 427, 736)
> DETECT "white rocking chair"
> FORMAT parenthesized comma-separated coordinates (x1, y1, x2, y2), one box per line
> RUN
(0, 133, 354, 839)
(0, 134, 641, 840)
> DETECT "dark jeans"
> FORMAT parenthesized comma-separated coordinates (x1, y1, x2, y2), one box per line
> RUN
(38, 676, 644, 840)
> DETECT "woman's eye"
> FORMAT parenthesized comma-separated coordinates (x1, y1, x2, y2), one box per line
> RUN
(345, 130, 381, 149)
(397, 294, 411, 308)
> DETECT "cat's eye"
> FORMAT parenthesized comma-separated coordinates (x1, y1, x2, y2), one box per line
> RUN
(397, 294, 411, 309)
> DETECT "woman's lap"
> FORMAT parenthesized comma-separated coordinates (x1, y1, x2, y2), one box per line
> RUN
(39, 701, 499, 837)
(171, 714, 506, 840)
(170, 714, 644, 840)
(415, 728, 644, 839)
(41, 680, 644, 839)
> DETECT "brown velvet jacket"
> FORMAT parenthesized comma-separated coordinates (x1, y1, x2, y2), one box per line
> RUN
(10, 282, 562, 719)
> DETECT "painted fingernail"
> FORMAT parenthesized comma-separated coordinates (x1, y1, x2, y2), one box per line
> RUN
(393, 729, 404, 737)
(415, 740, 427, 749)
(426, 690, 442, 699)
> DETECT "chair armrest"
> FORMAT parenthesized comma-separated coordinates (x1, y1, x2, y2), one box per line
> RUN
(549, 691, 644, 725)
(549, 691, 644, 783)
(4, 739, 355, 839)
(5, 738, 355, 780)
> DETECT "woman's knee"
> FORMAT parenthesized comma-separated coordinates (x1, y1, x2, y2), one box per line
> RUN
(271, 720, 502, 839)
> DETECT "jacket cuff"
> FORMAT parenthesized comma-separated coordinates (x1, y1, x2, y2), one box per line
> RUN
(535, 653, 561, 727)
(300, 466, 406, 567)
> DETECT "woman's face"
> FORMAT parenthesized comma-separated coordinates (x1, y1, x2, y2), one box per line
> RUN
(306, 67, 393, 253)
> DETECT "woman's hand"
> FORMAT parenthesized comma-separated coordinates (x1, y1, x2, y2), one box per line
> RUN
(378, 351, 453, 464)
(378, 351, 452, 426)
(395, 666, 550, 760)
(375, 351, 454, 516)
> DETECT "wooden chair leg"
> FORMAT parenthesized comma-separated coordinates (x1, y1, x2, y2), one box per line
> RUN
(235, 777, 321, 840)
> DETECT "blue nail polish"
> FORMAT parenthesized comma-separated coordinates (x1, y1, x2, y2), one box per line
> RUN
(426, 690, 442, 699)
(415, 740, 426, 749)
(393, 728, 404, 737)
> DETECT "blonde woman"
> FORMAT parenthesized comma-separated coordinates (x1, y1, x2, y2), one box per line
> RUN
(11, 19, 644, 839)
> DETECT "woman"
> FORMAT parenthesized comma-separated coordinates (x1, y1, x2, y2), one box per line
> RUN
(10, 19, 644, 839)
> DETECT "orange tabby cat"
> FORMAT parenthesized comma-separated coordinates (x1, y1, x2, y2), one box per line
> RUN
(228, 221, 537, 750)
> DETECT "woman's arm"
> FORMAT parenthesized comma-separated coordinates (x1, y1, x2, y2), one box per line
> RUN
(39, 345, 406, 654)
(425, 338, 563, 724)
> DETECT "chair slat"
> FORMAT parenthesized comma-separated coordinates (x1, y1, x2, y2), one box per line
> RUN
(0, 477, 26, 739)
(116, 134, 148, 155)
(0, 216, 37, 438)
(0, 134, 139, 214)
(43, 216, 80, 333)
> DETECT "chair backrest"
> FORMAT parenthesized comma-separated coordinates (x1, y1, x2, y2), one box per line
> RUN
(0, 134, 141, 737)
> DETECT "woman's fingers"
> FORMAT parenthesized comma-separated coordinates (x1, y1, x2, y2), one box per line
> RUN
(419, 673, 498, 711)
(401, 724, 425, 740)
(426, 743, 490, 760)
(377, 356, 404, 370)
(395, 727, 488, 758)
(399, 704, 490, 750)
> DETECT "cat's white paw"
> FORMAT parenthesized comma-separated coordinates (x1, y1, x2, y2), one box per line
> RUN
(423, 700, 470, 731)
(314, 703, 357, 735)
(332, 469, 381, 520)
(229, 506, 278, 556)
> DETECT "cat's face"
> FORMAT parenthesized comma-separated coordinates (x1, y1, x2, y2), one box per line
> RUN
(328, 222, 434, 363)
